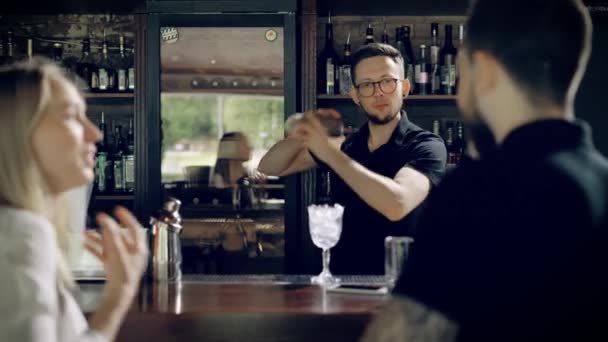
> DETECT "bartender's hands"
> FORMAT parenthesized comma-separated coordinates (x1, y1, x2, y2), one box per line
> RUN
(85, 206, 148, 307)
(291, 108, 342, 162)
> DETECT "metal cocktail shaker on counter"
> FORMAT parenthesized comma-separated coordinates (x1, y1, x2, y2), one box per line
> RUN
(150, 198, 183, 282)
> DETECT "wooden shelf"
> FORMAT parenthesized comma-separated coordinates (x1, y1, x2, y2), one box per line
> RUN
(94, 194, 135, 201)
(317, 94, 457, 100)
(85, 93, 134, 99)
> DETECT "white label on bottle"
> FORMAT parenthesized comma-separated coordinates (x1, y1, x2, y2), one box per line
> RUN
(414, 65, 422, 83)
(118, 70, 127, 91)
(95, 153, 107, 192)
(339, 65, 352, 95)
(128, 68, 135, 90)
(326, 59, 335, 94)
(114, 160, 124, 190)
(123, 156, 135, 183)
(441, 66, 449, 85)
(449, 66, 457, 86)
(419, 72, 429, 84)
(99, 68, 108, 90)
(91, 72, 99, 89)
(430, 46, 440, 65)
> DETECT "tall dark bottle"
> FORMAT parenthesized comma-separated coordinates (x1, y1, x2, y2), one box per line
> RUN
(112, 125, 126, 193)
(381, 26, 390, 44)
(440, 25, 458, 95)
(394, 27, 407, 82)
(317, 15, 339, 95)
(128, 47, 135, 92)
(26, 38, 33, 61)
(415, 45, 430, 95)
(338, 34, 353, 95)
(4, 29, 15, 65)
(123, 118, 135, 192)
(430, 23, 441, 94)
(76, 37, 98, 92)
(445, 122, 458, 166)
(52, 43, 69, 76)
(402, 26, 416, 95)
(116, 35, 130, 92)
(455, 24, 465, 93)
(364, 23, 375, 45)
(315, 169, 334, 204)
(95, 112, 109, 193)
(0, 36, 5, 66)
(454, 121, 466, 164)
(97, 31, 117, 92)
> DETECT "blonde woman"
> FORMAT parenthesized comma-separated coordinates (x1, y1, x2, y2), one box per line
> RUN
(0, 59, 148, 341)
(211, 132, 253, 188)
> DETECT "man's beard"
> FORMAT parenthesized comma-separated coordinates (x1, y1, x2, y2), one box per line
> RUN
(362, 106, 400, 125)
(465, 110, 498, 160)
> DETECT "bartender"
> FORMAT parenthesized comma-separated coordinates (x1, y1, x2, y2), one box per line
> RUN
(258, 43, 446, 274)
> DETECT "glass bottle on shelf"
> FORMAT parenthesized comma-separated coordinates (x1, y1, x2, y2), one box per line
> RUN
(317, 14, 339, 95)
(402, 26, 416, 94)
(4, 29, 15, 65)
(338, 33, 353, 96)
(112, 125, 126, 193)
(364, 23, 375, 45)
(454, 121, 466, 164)
(445, 121, 458, 166)
(440, 25, 458, 95)
(123, 118, 135, 193)
(76, 37, 98, 92)
(52, 43, 69, 76)
(0, 35, 5, 66)
(128, 45, 135, 92)
(432, 119, 441, 137)
(394, 27, 407, 81)
(430, 23, 441, 95)
(116, 35, 130, 92)
(455, 24, 465, 93)
(381, 25, 389, 44)
(95, 112, 109, 194)
(26, 38, 33, 60)
(415, 45, 430, 95)
(97, 30, 117, 92)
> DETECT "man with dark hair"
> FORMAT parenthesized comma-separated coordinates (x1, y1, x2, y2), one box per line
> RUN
(258, 43, 446, 274)
(362, 0, 608, 341)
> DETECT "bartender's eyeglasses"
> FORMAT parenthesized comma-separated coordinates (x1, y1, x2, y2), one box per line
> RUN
(355, 78, 402, 97)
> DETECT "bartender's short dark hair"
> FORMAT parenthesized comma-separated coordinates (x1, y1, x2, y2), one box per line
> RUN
(351, 43, 404, 84)
(465, 0, 592, 106)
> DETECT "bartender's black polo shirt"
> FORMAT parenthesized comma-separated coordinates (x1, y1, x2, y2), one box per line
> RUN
(393, 119, 608, 341)
(313, 112, 447, 275)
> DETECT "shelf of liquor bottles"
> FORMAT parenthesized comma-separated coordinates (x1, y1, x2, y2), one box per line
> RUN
(318, 94, 457, 100)
(95, 195, 135, 201)
(85, 92, 135, 99)
(91, 111, 136, 199)
(316, 15, 467, 99)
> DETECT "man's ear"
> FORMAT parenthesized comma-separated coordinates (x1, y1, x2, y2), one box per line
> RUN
(401, 79, 411, 97)
(471, 51, 499, 95)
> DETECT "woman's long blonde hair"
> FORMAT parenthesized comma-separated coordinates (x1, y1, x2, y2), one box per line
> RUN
(0, 58, 77, 286)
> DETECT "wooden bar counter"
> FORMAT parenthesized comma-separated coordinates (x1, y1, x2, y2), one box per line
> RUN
(75, 275, 389, 342)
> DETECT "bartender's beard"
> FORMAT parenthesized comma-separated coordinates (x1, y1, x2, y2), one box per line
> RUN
(361, 106, 400, 126)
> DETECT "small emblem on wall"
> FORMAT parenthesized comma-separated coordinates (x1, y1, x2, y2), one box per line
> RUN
(161, 27, 179, 44)
(265, 29, 278, 42)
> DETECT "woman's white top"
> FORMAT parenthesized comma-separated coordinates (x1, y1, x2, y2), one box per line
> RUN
(0, 206, 105, 342)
